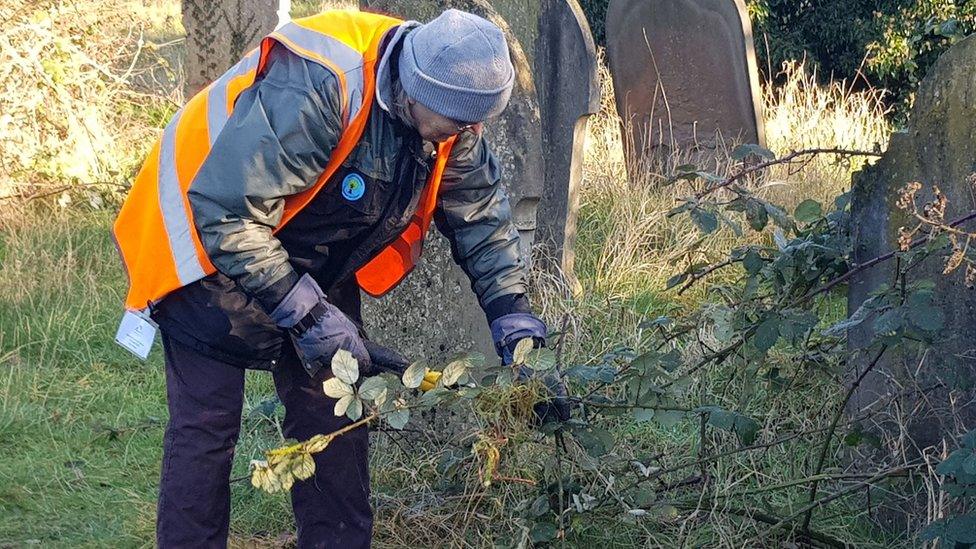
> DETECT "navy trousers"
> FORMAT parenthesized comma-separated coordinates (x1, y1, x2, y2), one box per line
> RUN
(156, 333, 372, 548)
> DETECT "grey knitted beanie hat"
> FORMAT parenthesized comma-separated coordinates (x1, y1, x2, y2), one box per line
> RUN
(398, 9, 515, 123)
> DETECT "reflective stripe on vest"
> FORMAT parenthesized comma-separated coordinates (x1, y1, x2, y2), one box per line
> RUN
(113, 10, 455, 311)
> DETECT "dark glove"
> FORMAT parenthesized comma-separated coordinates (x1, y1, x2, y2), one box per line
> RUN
(490, 313, 570, 423)
(270, 273, 369, 376)
(518, 365, 571, 424)
(489, 312, 548, 365)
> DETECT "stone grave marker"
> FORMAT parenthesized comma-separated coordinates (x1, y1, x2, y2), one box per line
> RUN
(360, 0, 546, 361)
(535, 0, 601, 292)
(848, 34, 976, 532)
(605, 0, 765, 167)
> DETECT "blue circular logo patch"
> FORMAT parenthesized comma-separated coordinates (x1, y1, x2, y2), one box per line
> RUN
(341, 173, 365, 201)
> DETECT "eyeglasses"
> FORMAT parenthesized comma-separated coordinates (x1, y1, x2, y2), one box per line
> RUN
(408, 99, 476, 136)
(451, 119, 475, 134)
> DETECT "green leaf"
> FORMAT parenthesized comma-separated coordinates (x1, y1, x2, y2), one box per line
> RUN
(794, 199, 823, 223)
(530, 496, 550, 517)
(754, 317, 781, 352)
(660, 349, 682, 373)
(526, 347, 557, 371)
(745, 199, 769, 231)
(633, 408, 655, 423)
(358, 377, 387, 401)
(962, 429, 976, 449)
(697, 406, 760, 444)
(779, 311, 819, 341)
(731, 143, 775, 161)
(402, 361, 427, 389)
(323, 377, 354, 399)
(691, 208, 719, 234)
(653, 409, 686, 428)
(331, 350, 359, 385)
(937, 450, 967, 476)
(919, 519, 948, 542)
(946, 513, 976, 543)
(908, 304, 944, 332)
(385, 408, 409, 430)
(963, 453, 976, 476)
(529, 521, 558, 543)
(743, 249, 764, 274)
(345, 396, 363, 421)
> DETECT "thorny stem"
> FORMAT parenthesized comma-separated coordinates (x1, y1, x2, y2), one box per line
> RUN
(594, 396, 919, 511)
(676, 258, 740, 295)
(791, 210, 976, 307)
(762, 462, 924, 542)
(801, 340, 889, 533)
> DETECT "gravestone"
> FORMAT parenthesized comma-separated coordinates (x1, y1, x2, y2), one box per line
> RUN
(535, 0, 601, 293)
(360, 0, 546, 361)
(848, 35, 976, 533)
(181, 0, 278, 97)
(605, 0, 765, 167)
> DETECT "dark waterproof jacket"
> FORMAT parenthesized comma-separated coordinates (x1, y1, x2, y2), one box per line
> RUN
(152, 30, 529, 369)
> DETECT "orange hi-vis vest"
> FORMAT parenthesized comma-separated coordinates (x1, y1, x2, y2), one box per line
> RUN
(113, 10, 457, 312)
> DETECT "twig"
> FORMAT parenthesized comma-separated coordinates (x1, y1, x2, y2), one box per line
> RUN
(676, 258, 740, 295)
(791, 210, 976, 307)
(762, 463, 924, 541)
(688, 148, 883, 202)
(555, 431, 567, 547)
(672, 503, 848, 548)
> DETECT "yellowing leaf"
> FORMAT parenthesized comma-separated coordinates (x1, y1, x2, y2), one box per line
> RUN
(305, 434, 333, 454)
(266, 442, 303, 459)
(323, 377, 353, 399)
(442, 360, 468, 386)
(420, 370, 441, 392)
(334, 394, 355, 417)
(331, 349, 359, 385)
(512, 337, 534, 365)
(293, 453, 315, 480)
(402, 361, 427, 389)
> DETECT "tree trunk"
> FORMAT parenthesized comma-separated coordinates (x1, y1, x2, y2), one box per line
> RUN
(181, 0, 279, 97)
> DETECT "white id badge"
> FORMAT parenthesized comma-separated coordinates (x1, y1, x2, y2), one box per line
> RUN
(115, 310, 158, 360)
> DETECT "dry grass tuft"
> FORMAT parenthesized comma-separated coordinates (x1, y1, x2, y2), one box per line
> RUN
(539, 57, 891, 303)
(0, 0, 180, 198)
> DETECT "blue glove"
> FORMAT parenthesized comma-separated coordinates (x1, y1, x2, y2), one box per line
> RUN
(489, 312, 548, 365)
(271, 273, 369, 376)
(490, 313, 570, 423)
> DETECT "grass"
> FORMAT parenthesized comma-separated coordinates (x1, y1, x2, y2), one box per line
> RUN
(0, 1, 911, 547)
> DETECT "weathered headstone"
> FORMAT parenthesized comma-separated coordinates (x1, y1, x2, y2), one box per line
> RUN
(605, 0, 765, 166)
(360, 0, 546, 360)
(181, 0, 278, 97)
(848, 35, 976, 533)
(535, 0, 601, 293)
